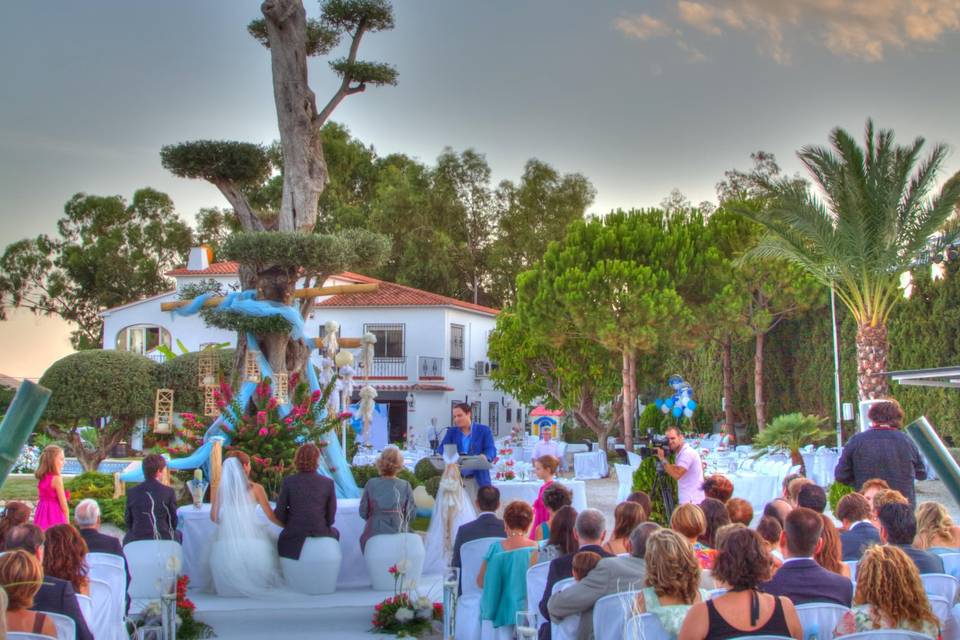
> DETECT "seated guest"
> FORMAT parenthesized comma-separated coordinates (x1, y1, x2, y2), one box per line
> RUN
(699, 499, 731, 555)
(635, 528, 708, 639)
(725, 498, 753, 527)
(873, 489, 909, 524)
(679, 527, 803, 640)
(914, 501, 960, 553)
(548, 522, 659, 640)
(124, 453, 180, 544)
(761, 507, 853, 606)
(275, 443, 339, 561)
(602, 501, 645, 555)
(702, 475, 734, 503)
(532, 429, 561, 461)
(786, 477, 812, 507)
(796, 483, 827, 513)
(43, 525, 90, 596)
(0, 502, 31, 550)
(571, 550, 601, 581)
(0, 550, 58, 638)
(359, 446, 416, 552)
(479, 501, 539, 632)
(756, 516, 784, 567)
(833, 545, 940, 638)
(860, 478, 890, 521)
(538, 509, 611, 640)
(836, 493, 880, 562)
(532, 455, 561, 538)
(535, 483, 573, 543)
(452, 486, 505, 594)
(75, 498, 130, 611)
(626, 491, 653, 518)
(5, 524, 93, 640)
(762, 498, 792, 528)
(878, 501, 944, 574)
(540, 505, 578, 563)
(814, 514, 851, 578)
(671, 503, 713, 569)
(781, 472, 803, 499)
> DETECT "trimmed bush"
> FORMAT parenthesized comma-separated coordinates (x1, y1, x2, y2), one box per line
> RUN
(828, 482, 855, 513)
(350, 464, 420, 490)
(424, 475, 441, 498)
(414, 458, 441, 482)
(156, 349, 236, 414)
(66, 472, 126, 529)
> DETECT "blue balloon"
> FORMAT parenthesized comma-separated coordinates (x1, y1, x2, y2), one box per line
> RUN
(655, 398, 664, 409)
(665, 398, 674, 409)
(686, 399, 698, 411)
(683, 408, 694, 418)
(672, 405, 683, 418)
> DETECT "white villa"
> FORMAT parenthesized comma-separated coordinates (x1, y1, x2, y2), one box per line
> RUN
(101, 248, 521, 445)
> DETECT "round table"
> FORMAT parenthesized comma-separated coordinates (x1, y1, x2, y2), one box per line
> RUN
(573, 450, 608, 480)
(492, 479, 588, 512)
(724, 472, 780, 516)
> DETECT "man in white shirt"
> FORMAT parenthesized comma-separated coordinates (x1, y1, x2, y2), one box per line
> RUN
(656, 427, 705, 504)
(532, 428, 560, 461)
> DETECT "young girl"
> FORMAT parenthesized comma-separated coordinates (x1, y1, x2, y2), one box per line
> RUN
(572, 550, 602, 581)
(531, 455, 559, 538)
(34, 445, 69, 530)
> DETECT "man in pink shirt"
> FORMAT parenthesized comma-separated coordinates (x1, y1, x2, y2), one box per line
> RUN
(656, 427, 705, 504)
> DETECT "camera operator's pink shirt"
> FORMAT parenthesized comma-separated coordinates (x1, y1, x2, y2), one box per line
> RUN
(675, 443, 705, 504)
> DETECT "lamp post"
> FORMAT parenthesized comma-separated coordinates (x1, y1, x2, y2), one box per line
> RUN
(830, 286, 843, 449)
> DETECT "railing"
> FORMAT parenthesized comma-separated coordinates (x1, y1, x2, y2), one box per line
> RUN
(358, 357, 407, 378)
(418, 356, 444, 379)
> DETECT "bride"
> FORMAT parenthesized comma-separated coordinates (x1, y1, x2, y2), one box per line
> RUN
(209, 452, 285, 596)
(423, 448, 477, 575)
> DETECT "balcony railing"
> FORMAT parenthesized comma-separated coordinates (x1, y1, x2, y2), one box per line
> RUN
(418, 356, 444, 379)
(358, 357, 407, 378)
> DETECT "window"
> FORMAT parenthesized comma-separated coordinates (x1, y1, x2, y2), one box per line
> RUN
(115, 325, 171, 356)
(364, 324, 404, 358)
(450, 324, 465, 370)
(471, 402, 481, 423)
(488, 402, 499, 434)
(506, 408, 513, 423)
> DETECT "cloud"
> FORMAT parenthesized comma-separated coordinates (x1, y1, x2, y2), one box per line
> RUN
(613, 14, 673, 40)
(618, 0, 960, 63)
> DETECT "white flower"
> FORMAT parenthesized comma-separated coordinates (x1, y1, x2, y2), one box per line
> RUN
(416, 596, 431, 609)
(395, 559, 410, 574)
(395, 607, 414, 623)
(415, 607, 433, 620)
(165, 554, 181, 574)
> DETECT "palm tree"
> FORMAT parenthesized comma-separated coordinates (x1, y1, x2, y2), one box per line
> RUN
(740, 120, 960, 399)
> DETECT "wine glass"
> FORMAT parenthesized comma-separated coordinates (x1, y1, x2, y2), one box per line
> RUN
(516, 611, 538, 640)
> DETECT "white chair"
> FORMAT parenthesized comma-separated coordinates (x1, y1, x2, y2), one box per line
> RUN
(279, 536, 341, 595)
(123, 540, 182, 599)
(614, 463, 634, 504)
(551, 578, 579, 640)
(87, 552, 126, 571)
(795, 603, 851, 640)
(36, 610, 74, 640)
(88, 577, 120, 640)
(845, 560, 858, 582)
(927, 595, 953, 628)
(700, 569, 715, 589)
(526, 562, 549, 628)
(627, 451, 642, 470)
(88, 563, 126, 640)
(709, 588, 728, 599)
(593, 590, 641, 640)
(76, 593, 93, 627)
(922, 573, 959, 604)
(557, 441, 569, 471)
(625, 613, 670, 640)
(835, 632, 934, 640)
(455, 537, 501, 640)
(941, 554, 960, 580)
(7, 634, 55, 639)
(364, 533, 425, 591)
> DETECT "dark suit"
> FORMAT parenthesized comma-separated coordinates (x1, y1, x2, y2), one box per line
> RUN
(274, 471, 339, 560)
(32, 575, 94, 640)
(894, 543, 945, 575)
(436, 424, 497, 486)
(538, 544, 613, 640)
(80, 527, 131, 613)
(761, 557, 853, 607)
(123, 477, 180, 545)
(451, 512, 506, 582)
(840, 522, 881, 561)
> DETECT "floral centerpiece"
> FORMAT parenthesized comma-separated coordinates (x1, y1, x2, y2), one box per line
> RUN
(371, 561, 442, 637)
(131, 575, 214, 639)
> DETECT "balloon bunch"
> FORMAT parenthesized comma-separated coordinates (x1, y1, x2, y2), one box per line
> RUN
(654, 374, 698, 419)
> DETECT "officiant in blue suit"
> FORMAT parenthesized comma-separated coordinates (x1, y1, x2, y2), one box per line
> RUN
(436, 402, 497, 499)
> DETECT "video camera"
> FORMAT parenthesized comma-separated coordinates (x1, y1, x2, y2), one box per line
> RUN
(639, 432, 670, 459)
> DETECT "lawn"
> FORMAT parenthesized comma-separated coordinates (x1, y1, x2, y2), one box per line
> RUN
(0, 476, 38, 501)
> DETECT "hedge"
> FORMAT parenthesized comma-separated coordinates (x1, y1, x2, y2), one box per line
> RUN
(155, 349, 236, 414)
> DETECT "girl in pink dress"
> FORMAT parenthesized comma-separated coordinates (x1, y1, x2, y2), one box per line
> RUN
(531, 455, 560, 539)
(33, 445, 69, 530)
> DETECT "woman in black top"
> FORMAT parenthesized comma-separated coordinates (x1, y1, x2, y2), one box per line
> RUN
(679, 528, 802, 640)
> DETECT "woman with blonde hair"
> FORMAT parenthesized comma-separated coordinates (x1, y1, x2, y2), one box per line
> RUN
(33, 444, 69, 530)
(672, 503, 715, 569)
(915, 501, 960, 553)
(0, 549, 57, 637)
(833, 544, 940, 637)
(603, 501, 645, 555)
(359, 446, 416, 552)
(635, 528, 708, 638)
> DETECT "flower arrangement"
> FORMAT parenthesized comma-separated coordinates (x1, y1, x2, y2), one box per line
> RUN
(371, 562, 442, 637)
(131, 575, 214, 639)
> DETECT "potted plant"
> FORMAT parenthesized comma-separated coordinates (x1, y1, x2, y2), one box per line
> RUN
(752, 412, 830, 472)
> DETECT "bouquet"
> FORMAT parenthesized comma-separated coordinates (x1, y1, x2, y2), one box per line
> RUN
(371, 562, 443, 637)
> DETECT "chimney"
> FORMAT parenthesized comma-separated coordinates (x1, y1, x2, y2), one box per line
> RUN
(187, 246, 210, 271)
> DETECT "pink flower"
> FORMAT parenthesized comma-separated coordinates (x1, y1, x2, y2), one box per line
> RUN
(311, 390, 322, 402)
(290, 372, 300, 388)
(256, 411, 267, 425)
(258, 427, 268, 437)
(284, 416, 293, 425)
(181, 412, 195, 421)
(266, 397, 278, 410)
(337, 411, 353, 420)
(216, 400, 227, 409)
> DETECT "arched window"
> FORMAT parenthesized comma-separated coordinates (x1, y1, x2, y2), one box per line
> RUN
(115, 324, 171, 356)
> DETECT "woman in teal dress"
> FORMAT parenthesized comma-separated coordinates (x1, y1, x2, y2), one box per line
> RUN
(479, 501, 539, 629)
(635, 529, 709, 639)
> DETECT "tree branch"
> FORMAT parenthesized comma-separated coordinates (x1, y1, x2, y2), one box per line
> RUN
(317, 22, 367, 125)
(212, 179, 265, 232)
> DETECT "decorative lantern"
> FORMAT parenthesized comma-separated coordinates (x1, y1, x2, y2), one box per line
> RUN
(203, 384, 219, 417)
(244, 350, 261, 383)
(154, 389, 174, 434)
(198, 348, 217, 387)
(274, 372, 289, 405)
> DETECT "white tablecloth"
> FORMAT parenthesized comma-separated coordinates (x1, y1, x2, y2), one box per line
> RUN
(573, 450, 608, 480)
(177, 498, 369, 591)
(800, 449, 840, 487)
(724, 472, 780, 516)
(493, 479, 588, 512)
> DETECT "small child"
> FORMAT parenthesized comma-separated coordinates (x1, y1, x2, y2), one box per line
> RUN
(571, 550, 602, 582)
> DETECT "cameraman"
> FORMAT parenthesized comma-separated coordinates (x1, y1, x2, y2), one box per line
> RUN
(656, 427, 705, 505)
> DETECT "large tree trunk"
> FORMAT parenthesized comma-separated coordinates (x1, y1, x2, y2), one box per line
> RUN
(621, 351, 635, 451)
(856, 322, 890, 399)
(722, 338, 735, 436)
(754, 332, 766, 432)
(571, 390, 622, 452)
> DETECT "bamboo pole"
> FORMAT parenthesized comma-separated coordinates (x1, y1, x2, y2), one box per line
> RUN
(315, 337, 362, 348)
(113, 472, 125, 498)
(159, 283, 378, 311)
(210, 439, 223, 501)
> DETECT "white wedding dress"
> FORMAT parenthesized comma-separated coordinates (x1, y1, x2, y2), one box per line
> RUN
(423, 451, 477, 575)
(210, 458, 284, 597)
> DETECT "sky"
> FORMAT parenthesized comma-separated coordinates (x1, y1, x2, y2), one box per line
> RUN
(2, 0, 960, 378)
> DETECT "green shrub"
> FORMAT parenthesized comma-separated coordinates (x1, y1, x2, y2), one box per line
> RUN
(561, 424, 595, 444)
(691, 405, 714, 435)
(828, 482, 855, 513)
(424, 475, 441, 498)
(350, 464, 420, 490)
(414, 458, 441, 482)
(66, 472, 126, 528)
(631, 456, 677, 526)
(156, 349, 236, 414)
(638, 404, 663, 435)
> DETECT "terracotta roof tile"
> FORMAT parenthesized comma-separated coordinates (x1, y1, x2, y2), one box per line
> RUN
(165, 261, 240, 276)
(318, 274, 499, 316)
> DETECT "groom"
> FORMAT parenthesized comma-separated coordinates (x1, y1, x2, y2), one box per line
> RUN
(436, 402, 496, 501)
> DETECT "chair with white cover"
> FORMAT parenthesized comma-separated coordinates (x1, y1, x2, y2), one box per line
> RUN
(709, 588, 728, 599)
(845, 561, 858, 582)
(625, 613, 670, 640)
(87, 552, 126, 572)
(36, 610, 74, 640)
(557, 441, 569, 471)
(7, 634, 56, 639)
(364, 533, 425, 591)
(551, 578, 579, 640)
(627, 451, 642, 470)
(88, 577, 121, 640)
(795, 603, 851, 640)
(75, 593, 93, 628)
(834, 632, 936, 640)
(592, 590, 641, 640)
(455, 537, 502, 640)
(280, 536, 341, 595)
(526, 562, 549, 628)
(123, 540, 182, 600)
(614, 463, 635, 504)
(940, 554, 960, 581)
(922, 573, 959, 604)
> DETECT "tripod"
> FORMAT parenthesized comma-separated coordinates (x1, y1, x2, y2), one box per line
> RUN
(651, 462, 676, 521)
